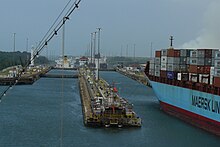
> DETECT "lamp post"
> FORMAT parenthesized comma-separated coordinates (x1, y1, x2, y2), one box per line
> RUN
(62, 19, 65, 68)
(97, 28, 101, 58)
(26, 38, 28, 52)
(93, 32, 97, 65)
(133, 44, 136, 60)
(13, 33, 16, 52)
(96, 28, 101, 80)
(90, 33, 93, 65)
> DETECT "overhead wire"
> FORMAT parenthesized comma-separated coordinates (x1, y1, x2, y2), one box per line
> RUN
(33, 0, 80, 56)
(0, 0, 82, 102)
(34, 0, 81, 56)
(35, 0, 73, 52)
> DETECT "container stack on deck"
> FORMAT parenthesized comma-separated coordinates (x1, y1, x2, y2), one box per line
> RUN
(213, 51, 220, 87)
(149, 48, 220, 88)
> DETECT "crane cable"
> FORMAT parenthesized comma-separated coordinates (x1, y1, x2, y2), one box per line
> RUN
(0, 0, 81, 101)
(35, 0, 73, 53)
(34, 0, 81, 57)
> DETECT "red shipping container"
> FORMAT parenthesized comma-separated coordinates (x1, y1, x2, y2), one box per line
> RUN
(204, 66, 211, 74)
(213, 76, 220, 88)
(188, 65, 211, 74)
(160, 70, 167, 78)
(167, 49, 180, 57)
(155, 51, 161, 57)
(189, 65, 198, 73)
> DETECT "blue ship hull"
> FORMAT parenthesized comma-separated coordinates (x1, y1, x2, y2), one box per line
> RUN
(150, 80, 220, 135)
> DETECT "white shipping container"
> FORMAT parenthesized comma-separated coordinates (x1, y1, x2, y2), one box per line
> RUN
(149, 69, 155, 76)
(190, 50, 198, 58)
(189, 57, 197, 65)
(149, 63, 155, 70)
(167, 57, 180, 64)
(161, 49, 167, 56)
(189, 57, 204, 65)
(210, 75, 214, 85)
(212, 49, 219, 58)
(214, 68, 220, 76)
(155, 57, 161, 64)
(189, 73, 198, 82)
(161, 63, 167, 71)
(161, 56, 167, 63)
(155, 64, 161, 71)
(155, 70, 160, 77)
(201, 78, 209, 84)
(189, 73, 192, 80)
(167, 64, 179, 71)
(215, 51, 220, 59)
(199, 74, 209, 83)
(214, 59, 220, 68)
(210, 67, 215, 75)
(177, 73, 181, 80)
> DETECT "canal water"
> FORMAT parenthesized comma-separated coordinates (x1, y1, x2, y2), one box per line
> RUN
(0, 70, 219, 147)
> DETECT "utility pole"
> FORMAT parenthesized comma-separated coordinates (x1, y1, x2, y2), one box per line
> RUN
(62, 18, 65, 68)
(133, 44, 136, 60)
(12, 33, 16, 66)
(87, 44, 90, 57)
(121, 45, 123, 57)
(126, 44, 128, 57)
(96, 27, 101, 80)
(93, 32, 97, 65)
(26, 38, 28, 52)
(150, 42, 153, 58)
(97, 28, 101, 58)
(13, 33, 16, 52)
(90, 33, 93, 65)
(46, 45, 48, 59)
(26, 38, 29, 65)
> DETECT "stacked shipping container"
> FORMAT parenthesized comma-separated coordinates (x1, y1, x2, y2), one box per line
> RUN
(150, 48, 185, 80)
(178, 49, 191, 81)
(149, 48, 220, 85)
(188, 49, 217, 83)
(149, 58, 155, 76)
(214, 51, 220, 87)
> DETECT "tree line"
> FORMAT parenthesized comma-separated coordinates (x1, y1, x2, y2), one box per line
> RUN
(0, 51, 49, 70)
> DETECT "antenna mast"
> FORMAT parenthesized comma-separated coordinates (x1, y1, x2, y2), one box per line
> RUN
(170, 36, 174, 48)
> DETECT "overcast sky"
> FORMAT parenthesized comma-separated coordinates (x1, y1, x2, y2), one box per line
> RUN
(0, 0, 219, 57)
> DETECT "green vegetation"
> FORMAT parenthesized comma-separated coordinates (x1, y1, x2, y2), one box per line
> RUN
(0, 51, 49, 70)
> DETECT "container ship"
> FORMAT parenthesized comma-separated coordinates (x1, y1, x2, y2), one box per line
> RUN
(145, 39, 220, 135)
